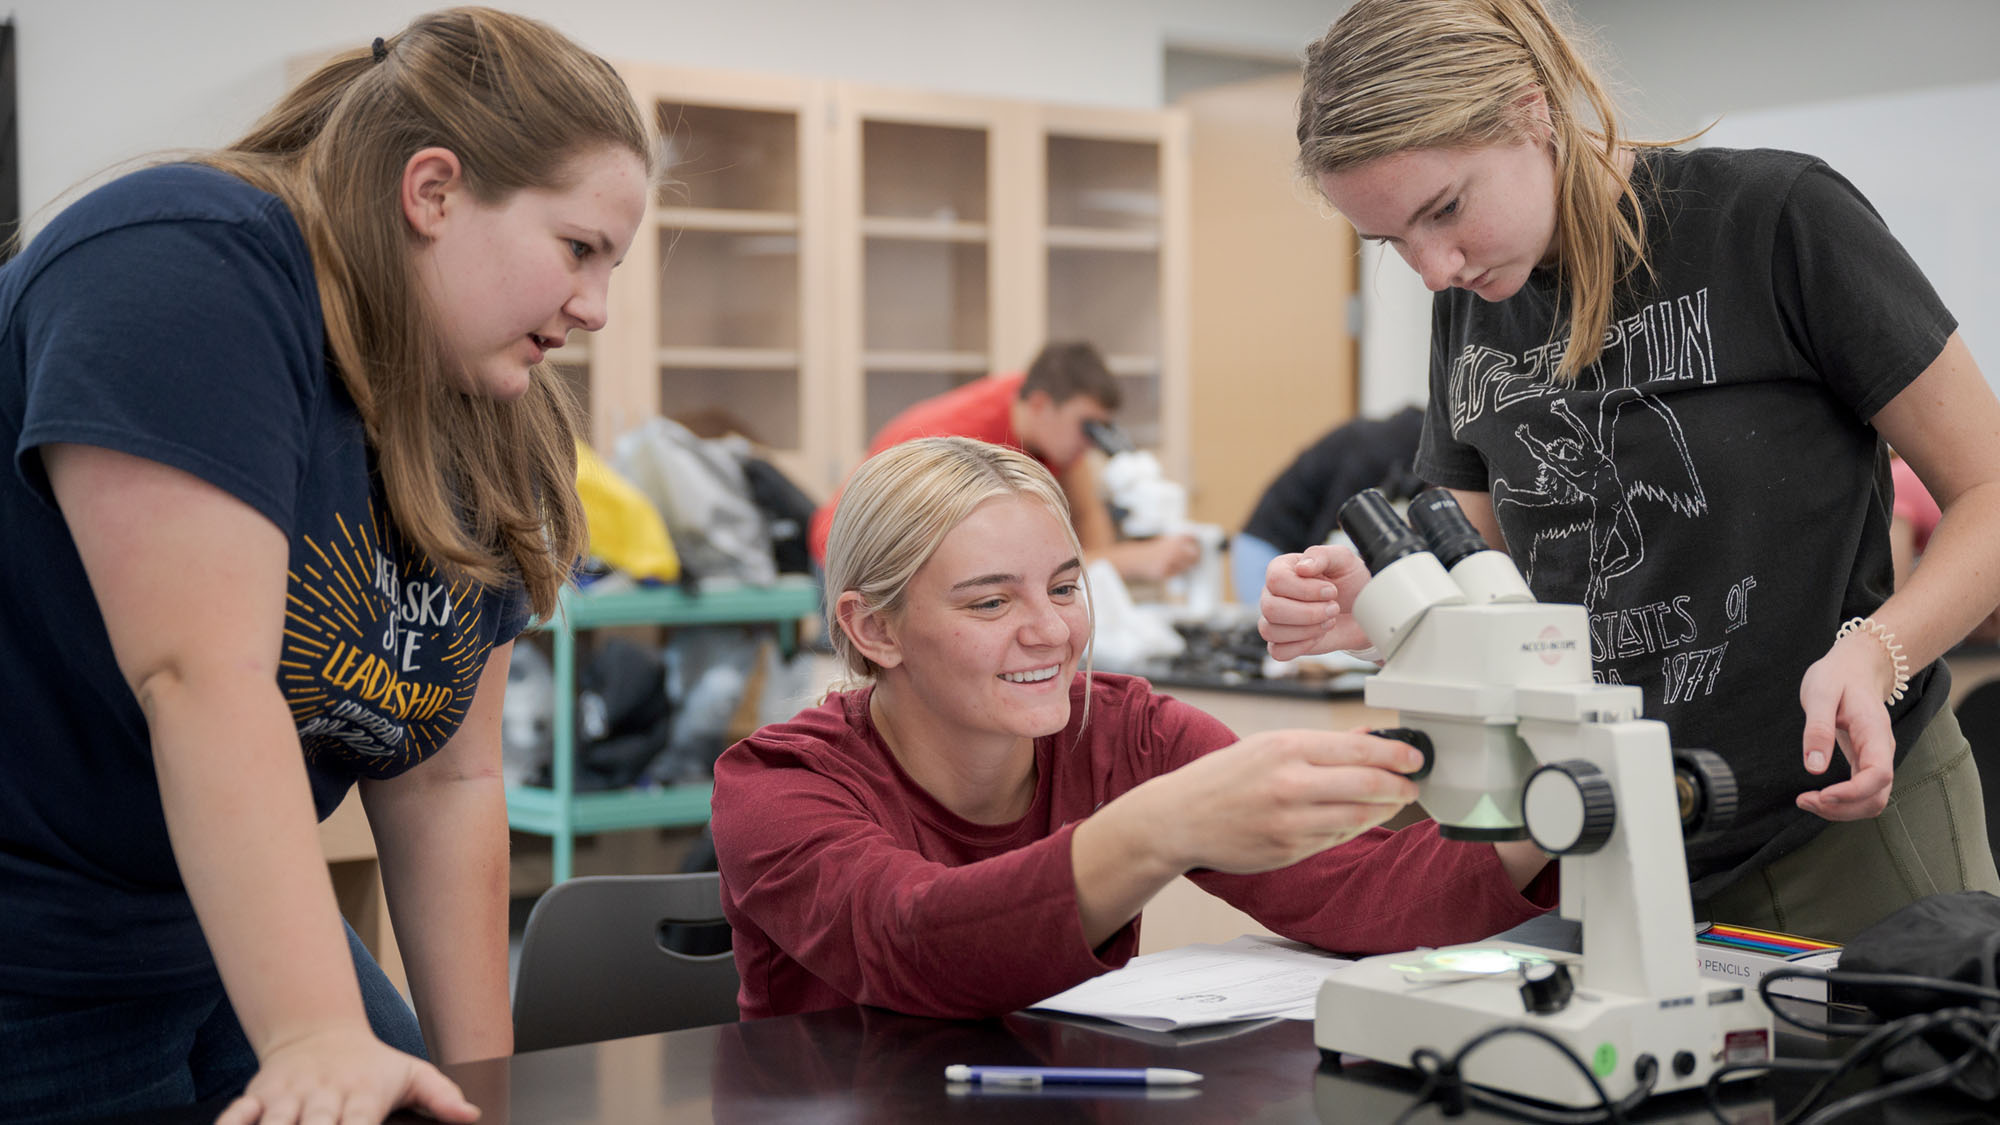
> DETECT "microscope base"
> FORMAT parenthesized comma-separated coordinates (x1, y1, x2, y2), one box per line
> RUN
(1314, 943, 1772, 1108)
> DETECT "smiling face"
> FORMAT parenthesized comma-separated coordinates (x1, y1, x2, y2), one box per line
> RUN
(1317, 134, 1559, 302)
(409, 144, 649, 400)
(868, 494, 1092, 758)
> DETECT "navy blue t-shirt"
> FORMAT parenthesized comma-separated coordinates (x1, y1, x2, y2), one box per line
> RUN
(0, 164, 528, 995)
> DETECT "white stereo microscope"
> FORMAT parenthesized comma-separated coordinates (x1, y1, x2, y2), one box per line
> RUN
(1312, 489, 1772, 1108)
(1085, 420, 1228, 622)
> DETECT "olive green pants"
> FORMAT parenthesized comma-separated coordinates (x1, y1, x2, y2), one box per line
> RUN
(1695, 706, 2000, 944)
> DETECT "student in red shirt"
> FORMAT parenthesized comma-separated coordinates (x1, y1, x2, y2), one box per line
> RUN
(806, 342, 1199, 584)
(714, 436, 1553, 1019)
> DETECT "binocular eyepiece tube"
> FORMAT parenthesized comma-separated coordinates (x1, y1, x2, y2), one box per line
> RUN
(1406, 488, 1492, 571)
(1338, 487, 1488, 571)
(1334, 487, 1536, 663)
(1340, 487, 1533, 606)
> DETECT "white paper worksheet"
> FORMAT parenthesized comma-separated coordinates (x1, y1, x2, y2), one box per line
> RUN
(1029, 935, 1353, 1031)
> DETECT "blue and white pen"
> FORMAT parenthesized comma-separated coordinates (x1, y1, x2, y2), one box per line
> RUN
(944, 1065, 1204, 1087)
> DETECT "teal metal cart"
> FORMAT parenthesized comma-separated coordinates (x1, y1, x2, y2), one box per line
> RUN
(508, 575, 821, 882)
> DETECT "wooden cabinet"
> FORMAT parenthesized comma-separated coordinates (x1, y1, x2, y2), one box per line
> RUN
(562, 66, 835, 495)
(584, 65, 1190, 496)
(1040, 108, 1190, 463)
(830, 85, 1011, 472)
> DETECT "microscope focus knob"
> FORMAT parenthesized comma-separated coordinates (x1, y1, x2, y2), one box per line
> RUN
(1523, 760, 1617, 855)
(1517, 960, 1576, 1015)
(1672, 748, 1737, 841)
(1368, 727, 1435, 780)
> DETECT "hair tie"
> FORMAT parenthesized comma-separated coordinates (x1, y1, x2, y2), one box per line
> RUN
(371, 37, 388, 63)
(1836, 616, 1911, 704)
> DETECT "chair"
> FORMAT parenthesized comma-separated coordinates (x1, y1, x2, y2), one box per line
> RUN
(1953, 678, 2000, 864)
(512, 872, 739, 1053)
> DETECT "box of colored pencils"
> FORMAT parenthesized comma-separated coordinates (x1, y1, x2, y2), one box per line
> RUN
(1695, 922, 1842, 1004)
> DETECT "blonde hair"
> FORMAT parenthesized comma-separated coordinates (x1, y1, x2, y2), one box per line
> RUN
(824, 437, 1093, 693)
(196, 7, 655, 618)
(1298, 0, 1690, 382)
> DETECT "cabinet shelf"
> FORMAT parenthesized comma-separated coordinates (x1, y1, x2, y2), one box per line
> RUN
(507, 576, 821, 883)
(657, 346, 803, 369)
(1045, 226, 1161, 251)
(1105, 354, 1160, 377)
(656, 207, 801, 234)
(861, 350, 990, 373)
(860, 216, 991, 242)
(594, 65, 1187, 500)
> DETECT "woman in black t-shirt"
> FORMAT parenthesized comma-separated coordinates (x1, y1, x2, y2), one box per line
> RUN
(1261, 0, 2000, 943)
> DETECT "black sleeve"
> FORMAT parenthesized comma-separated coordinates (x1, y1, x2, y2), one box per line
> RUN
(1770, 160, 1956, 422)
(1415, 294, 1489, 491)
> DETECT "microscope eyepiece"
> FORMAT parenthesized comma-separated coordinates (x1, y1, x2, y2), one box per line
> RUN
(1337, 489, 1429, 575)
(1407, 488, 1492, 570)
(1082, 418, 1133, 456)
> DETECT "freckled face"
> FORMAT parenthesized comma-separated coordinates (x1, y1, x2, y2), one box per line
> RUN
(1316, 136, 1559, 302)
(880, 496, 1092, 755)
(413, 145, 648, 400)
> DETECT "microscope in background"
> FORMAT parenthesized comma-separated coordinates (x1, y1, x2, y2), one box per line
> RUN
(1312, 489, 1769, 1108)
(1083, 419, 1228, 622)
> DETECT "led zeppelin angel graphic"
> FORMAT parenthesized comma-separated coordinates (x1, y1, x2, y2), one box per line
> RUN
(278, 503, 490, 774)
(1491, 386, 1707, 610)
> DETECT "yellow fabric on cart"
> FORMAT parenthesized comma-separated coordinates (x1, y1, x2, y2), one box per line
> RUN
(577, 441, 680, 582)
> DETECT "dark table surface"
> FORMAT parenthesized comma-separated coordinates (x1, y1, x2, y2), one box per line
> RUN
(397, 1003, 1997, 1124)
(95, 998, 1994, 1124)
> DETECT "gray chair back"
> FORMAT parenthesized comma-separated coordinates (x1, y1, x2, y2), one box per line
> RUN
(512, 872, 739, 1053)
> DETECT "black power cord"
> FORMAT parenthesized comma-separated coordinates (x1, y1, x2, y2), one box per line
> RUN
(1695, 964, 2000, 1125)
(1385, 957, 2000, 1124)
(1388, 1024, 1658, 1125)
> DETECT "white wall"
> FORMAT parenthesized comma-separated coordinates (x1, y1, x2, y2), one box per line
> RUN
(8, 0, 1335, 228)
(1701, 81, 2000, 391)
(1576, 0, 2000, 139)
(20, 1, 2000, 407)
(1581, 1, 2000, 389)
(1354, 0, 2000, 413)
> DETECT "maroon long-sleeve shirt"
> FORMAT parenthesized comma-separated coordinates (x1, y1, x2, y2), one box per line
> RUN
(712, 672, 1554, 1019)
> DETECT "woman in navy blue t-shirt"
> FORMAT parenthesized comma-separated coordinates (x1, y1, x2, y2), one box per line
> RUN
(0, 9, 654, 1123)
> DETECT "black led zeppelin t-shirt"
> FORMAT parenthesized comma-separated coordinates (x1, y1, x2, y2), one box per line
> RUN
(1416, 148, 1955, 895)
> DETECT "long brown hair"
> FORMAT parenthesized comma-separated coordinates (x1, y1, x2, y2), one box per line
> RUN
(198, 7, 654, 617)
(1298, 0, 1693, 382)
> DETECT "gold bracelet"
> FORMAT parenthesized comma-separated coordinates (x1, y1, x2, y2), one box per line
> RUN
(1836, 616, 1911, 704)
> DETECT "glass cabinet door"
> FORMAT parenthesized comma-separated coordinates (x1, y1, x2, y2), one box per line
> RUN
(858, 118, 992, 439)
(653, 101, 807, 464)
(828, 88, 1006, 475)
(1045, 133, 1166, 449)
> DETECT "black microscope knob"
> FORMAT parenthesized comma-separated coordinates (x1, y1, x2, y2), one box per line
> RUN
(1518, 960, 1575, 1015)
(1672, 748, 1738, 841)
(1368, 727, 1435, 780)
